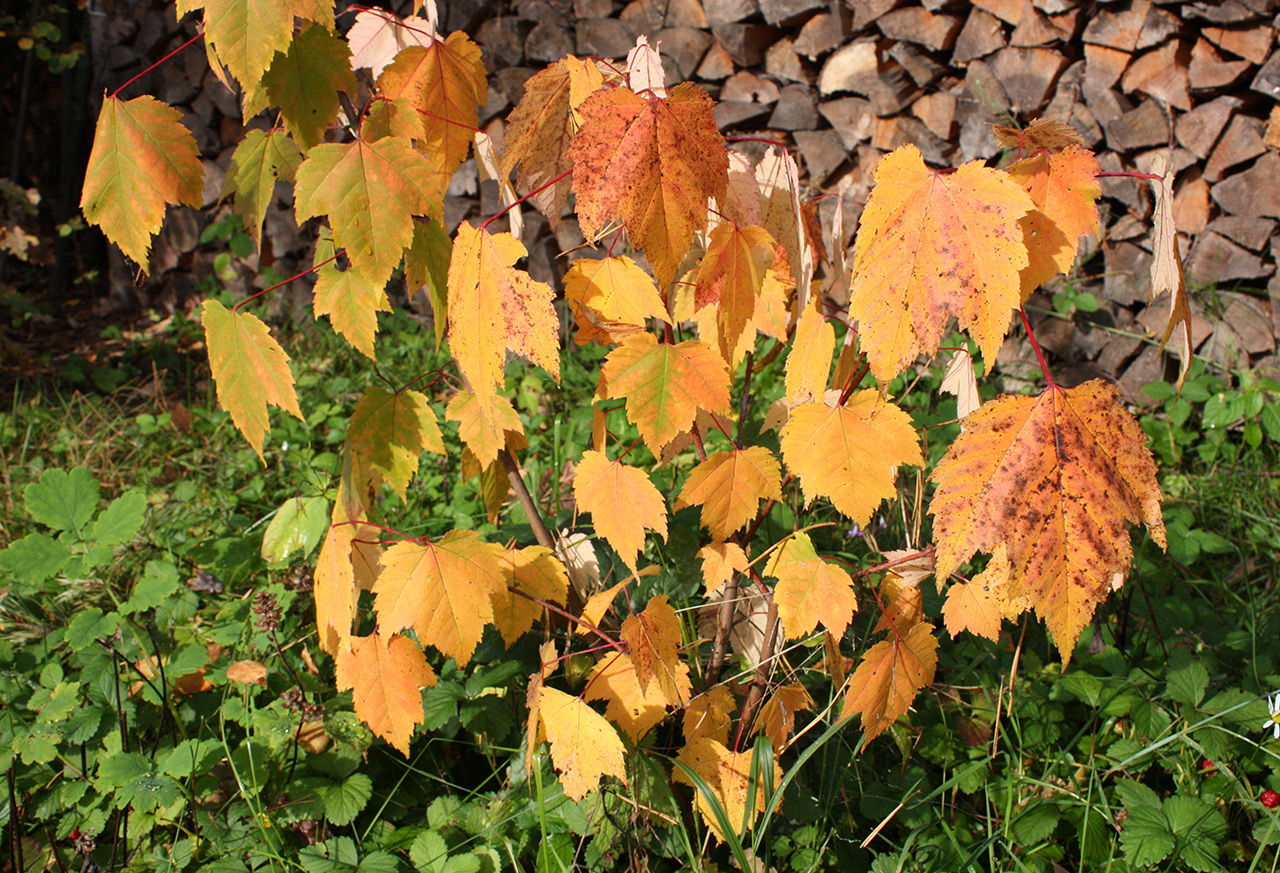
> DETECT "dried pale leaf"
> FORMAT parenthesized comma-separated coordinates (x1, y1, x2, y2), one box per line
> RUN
(556, 529, 601, 596)
(941, 350, 981, 421)
(226, 660, 268, 686)
(347, 9, 435, 80)
(625, 35, 667, 98)
(1148, 155, 1192, 389)
(755, 146, 812, 314)
(474, 131, 522, 240)
(991, 117, 1086, 153)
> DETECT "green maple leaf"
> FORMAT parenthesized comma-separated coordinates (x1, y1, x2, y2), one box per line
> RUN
(347, 387, 445, 498)
(201, 300, 304, 460)
(80, 96, 203, 271)
(262, 25, 357, 152)
(221, 129, 302, 249)
(295, 136, 444, 286)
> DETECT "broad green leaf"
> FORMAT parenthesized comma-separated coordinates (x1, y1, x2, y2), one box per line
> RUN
(24, 466, 99, 534)
(221, 129, 303, 248)
(80, 95, 203, 271)
(1163, 795, 1226, 872)
(410, 831, 482, 873)
(202, 299, 305, 460)
(261, 496, 330, 564)
(1115, 779, 1174, 868)
(159, 739, 221, 779)
(89, 489, 147, 544)
(64, 607, 121, 651)
(120, 560, 180, 614)
(34, 682, 81, 723)
(299, 836, 359, 873)
(347, 387, 445, 498)
(13, 724, 61, 764)
(1165, 658, 1210, 708)
(175, 0, 334, 99)
(404, 219, 452, 351)
(295, 136, 445, 286)
(321, 772, 372, 826)
(262, 25, 356, 152)
(0, 534, 71, 585)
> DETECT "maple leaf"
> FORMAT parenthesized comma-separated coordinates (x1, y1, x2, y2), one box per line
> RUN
(698, 542, 748, 593)
(569, 83, 728, 286)
(403, 219, 452, 351)
(501, 56, 604, 229)
(81, 95, 203, 271)
(201, 300, 304, 460)
(683, 685, 735, 745)
(335, 630, 436, 755)
(175, 0, 334, 99)
(695, 224, 778, 360)
(447, 222, 560, 406)
(1006, 146, 1101, 298)
(840, 622, 938, 741)
(376, 32, 486, 181)
(314, 523, 357, 654)
(294, 136, 444, 285)
(576, 579, 628, 636)
(573, 450, 668, 571)
(374, 530, 508, 666)
(536, 686, 629, 800)
(674, 737, 781, 844)
(347, 387, 444, 499)
(848, 144, 1035, 382)
(347, 9, 435, 80)
(872, 570, 923, 635)
(1148, 156, 1193, 389)
(261, 25, 357, 152)
(779, 391, 922, 526)
(564, 256, 671, 335)
(929, 380, 1166, 661)
(753, 682, 814, 753)
(445, 390, 524, 468)
(766, 531, 858, 641)
(785, 298, 835, 406)
(460, 447, 512, 524)
(585, 651, 691, 741)
(941, 543, 1016, 642)
(598, 334, 732, 457)
(491, 546, 570, 645)
(619, 595, 683, 701)
(676, 447, 782, 542)
(312, 256, 391, 359)
(221, 129, 302, 250)
(992, 117, 1086, 154)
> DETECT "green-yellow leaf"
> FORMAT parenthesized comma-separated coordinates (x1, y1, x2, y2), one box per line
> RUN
(262, 25, 357, 152)
(295, 136, 444, 286)
(221, 129, 303, 249)
(404, 219, 452, 351)
(313, 259, 391, 359)
(80, 96, 203, 271)
(201, 299, 304, 461)
(347, 387, 444, 498)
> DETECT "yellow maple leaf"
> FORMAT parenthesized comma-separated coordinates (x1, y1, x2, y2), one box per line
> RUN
(697, 542, 749, 593)
(683, 685, 736, 746)
(445, 390, 525, 468)
(335, 630, 436, 756)
(619, 595, 684, 701)
(81, 95, 203, 271)
(676, 447, 782, 542)
(766, 531, 858, 641)
(941, 543, 1017, 642)
(374, 530, 508, 666)
(347, 387, 444, 499)
(785, 297, 834, 406)
(930, 380, 1166, 661)
(314, 523, 357, 655)
(849, 144, 1034, 382)
(573, 450, 668, 571)
(674, 737, 781, 844)
(569, 83, 728, 286)
(447, 222, 560, 406)
(598, 334, 732, 457)
(312, 259, 391, 359)
(695, 224, 777, 361)
(585, 651, 691, 741)
(753, 682, 814, 753)
(491, 546, 570, 646)
(779, 391, 922, 526)
(537, 686, 629, 800)
(220, 129, 302, 250)
(201, 300, 305, 461)
(840, 622, 938, 741)
(563, 256, 671, 333)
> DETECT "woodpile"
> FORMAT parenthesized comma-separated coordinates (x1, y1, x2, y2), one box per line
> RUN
(94, 0, 1280, 401)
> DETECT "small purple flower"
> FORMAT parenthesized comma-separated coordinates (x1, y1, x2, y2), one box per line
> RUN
(846, 524, 864, 539)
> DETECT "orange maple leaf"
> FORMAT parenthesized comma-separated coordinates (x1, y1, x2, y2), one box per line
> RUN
(598, 334, 732, 457)
(447, 222, 560, 406)
(373, 530, 508, 666)
(779, 391, 922, 526)
(676, 447, 782, 542)
(872, 570, 924, 635)
(694, 224, 777, 360)
(683, 685, 735, 745)
(585, 651, 691, 741)
(697, 542, 749, 593)
(573, 450, 668, 571)
(840, 622, 938, 741)
(674, 737, 781, 844)
(294, 136, 444, 285)
(536, 686, 629, 800)
(619, 595, 684, 701)
(347, 387, 444, 499)
(491, 546, 570, 645)
(445, 391, 525, 468)
(201, 300, 305, 461)
(335, 630, 436, 756)
(563, 256, 671, 337)
(849, 144, 1034, 382)
(375, 31, 487, 181)
(766, 531, 857, 641)
(929, 380, 1166, 660)
(501, 55, 604, 229)
(1006, 145, 1101, 298)
(753, 682, 814, 753)
(80, 95, 204, 271)
(940, 543, 1021, 642)
(569, 83, 728, 286)
(314, 523, 357, 655)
